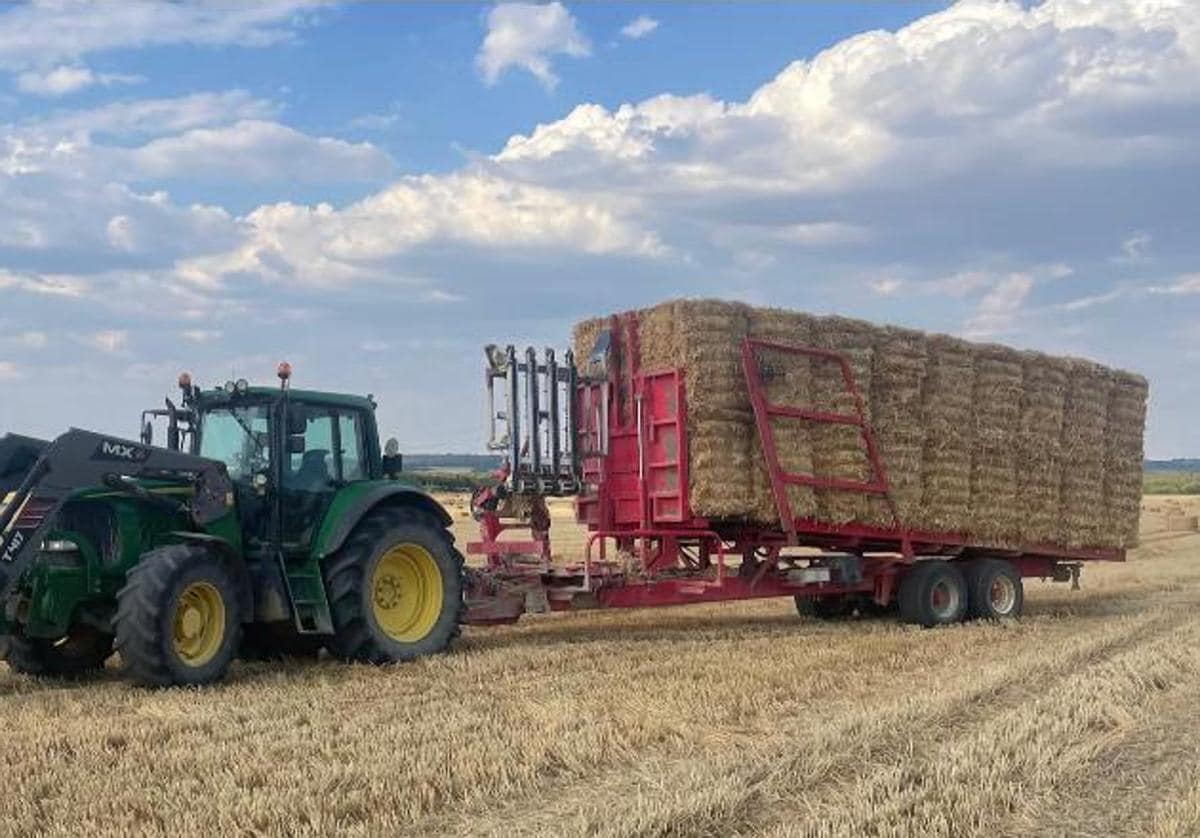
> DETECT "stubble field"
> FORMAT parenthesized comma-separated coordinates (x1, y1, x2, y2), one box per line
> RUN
(1, 496, 1199, 837)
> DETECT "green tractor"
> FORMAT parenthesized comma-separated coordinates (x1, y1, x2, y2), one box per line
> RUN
(0, 365, 464, 686)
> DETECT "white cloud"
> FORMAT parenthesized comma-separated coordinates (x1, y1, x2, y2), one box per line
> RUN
(15, 65, 143, 96)
(1118, 231, 1151, 262)
(10, 331, 47, 349)
(963, 273, 1034, 338)
(17, 65, 93, 96)
(477, 2, 590, 90)
(125, 120, 394, 183)
(181, 329, 222, 343)
(28, 90, 277, 139)
(620, 16, 659, 40)
(0, 269, 87, 297)
(84, 330, 129, 354)
(0, 1, 326, 72)
(870, 277, 903, 296)
(1149, 273, 1200, 295)
(0, 361, 20, 381)
(175, 171, 665, 288)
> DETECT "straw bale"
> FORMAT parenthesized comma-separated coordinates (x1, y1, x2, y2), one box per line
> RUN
(636, 301, 680, 373)
(573, 299, 1146, 551)
(1016, 353, 1070, 544)
(967, 344, 1023, 543)
(746, 308, 818, 522)
(868, 326, 928, 527)
(1059, 360, 1112, 547)
(1101, 370, 1148, 548)
(914, 335, 973, 533)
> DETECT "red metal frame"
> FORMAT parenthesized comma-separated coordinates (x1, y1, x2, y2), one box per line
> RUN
(464, 315, 1123, 626)
(741, 337, 902, 544)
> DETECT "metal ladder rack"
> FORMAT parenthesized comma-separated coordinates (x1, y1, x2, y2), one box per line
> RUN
(485, 345, 581, 495)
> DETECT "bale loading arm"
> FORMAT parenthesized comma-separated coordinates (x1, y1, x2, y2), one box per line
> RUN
(0, 428, 234, 606)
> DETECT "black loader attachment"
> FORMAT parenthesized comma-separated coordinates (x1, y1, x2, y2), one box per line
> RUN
(0, 429, 233, 603)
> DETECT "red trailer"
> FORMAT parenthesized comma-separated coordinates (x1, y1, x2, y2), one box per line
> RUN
(464, 312, 1122, 628)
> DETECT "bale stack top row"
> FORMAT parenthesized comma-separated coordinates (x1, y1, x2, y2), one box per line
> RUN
(574, 299, 1148, 551)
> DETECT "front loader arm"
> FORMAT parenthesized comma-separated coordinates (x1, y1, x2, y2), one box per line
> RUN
(0, 428, 233, 604)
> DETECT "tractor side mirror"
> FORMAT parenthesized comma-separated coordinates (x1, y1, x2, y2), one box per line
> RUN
(141, 421, 153, 446)
(382, 437, 402, 478)
(288, 407, 307, 436)
(287, 435, 306, 454)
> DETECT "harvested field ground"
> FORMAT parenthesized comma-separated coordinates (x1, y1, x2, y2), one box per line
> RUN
(3, 496, 1200, 837)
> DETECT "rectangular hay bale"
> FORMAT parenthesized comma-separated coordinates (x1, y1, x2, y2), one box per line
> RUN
(573, 299, 1146, 551)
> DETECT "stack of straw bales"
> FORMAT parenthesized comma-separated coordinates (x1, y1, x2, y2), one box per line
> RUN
(573, 299, 1147, 550)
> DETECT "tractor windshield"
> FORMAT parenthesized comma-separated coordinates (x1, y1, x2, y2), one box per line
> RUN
(197, 404, 271, 482)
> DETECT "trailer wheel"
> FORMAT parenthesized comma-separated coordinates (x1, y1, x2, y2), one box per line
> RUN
(323, 506, 464, 664)
(115, 544, 243, 687)
(794, 595, 854, 620)
(964, 559, 1023, 620)
(4, 624, 113, 678)
(898, 561, 967, 628)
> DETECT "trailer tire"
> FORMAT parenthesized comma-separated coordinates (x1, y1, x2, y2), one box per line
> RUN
(323, 506, 464, 664)
(964, 559, 1023, 620)
(115, 544, 243, 687)
(4, 624, 113, 678)
(794, 595, 854, 620)
(898, 561, 967, 628)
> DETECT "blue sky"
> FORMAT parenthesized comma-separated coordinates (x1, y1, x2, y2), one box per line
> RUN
(0, 0, 1195, 457)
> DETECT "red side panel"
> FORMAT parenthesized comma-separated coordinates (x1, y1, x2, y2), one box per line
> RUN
(642, 370, 688, 524)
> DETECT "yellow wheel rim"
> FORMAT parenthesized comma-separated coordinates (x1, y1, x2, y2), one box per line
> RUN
(370, 543, 443, 643)
(172, 581, 226, 666)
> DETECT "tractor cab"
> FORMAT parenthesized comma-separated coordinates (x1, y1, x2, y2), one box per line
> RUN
(141, 364, 403, 559)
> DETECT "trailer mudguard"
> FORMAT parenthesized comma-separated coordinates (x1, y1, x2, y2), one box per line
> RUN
(313, 482, 453, 560)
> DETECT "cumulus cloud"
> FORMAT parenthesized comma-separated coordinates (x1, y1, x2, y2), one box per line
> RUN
(620, 16, 659, 40)
(477, 2, 590, 89)
(125, 120, 395, 184)
(176, 171, 665, 288)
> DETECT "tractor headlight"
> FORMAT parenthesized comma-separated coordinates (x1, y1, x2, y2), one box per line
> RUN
(235, 378, 249, 395)
(41, 539, 79, 553)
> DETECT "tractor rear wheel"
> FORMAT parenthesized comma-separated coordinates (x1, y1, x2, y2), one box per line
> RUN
(4, 624, 113, 678)
(324, 506, 464, 664)
(115, 544, 243, 687)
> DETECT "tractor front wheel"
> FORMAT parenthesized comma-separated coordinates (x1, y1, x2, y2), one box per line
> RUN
(324, 507, 464, 664)
(115, 544, 243, 687)
(4, 624, 113, 678)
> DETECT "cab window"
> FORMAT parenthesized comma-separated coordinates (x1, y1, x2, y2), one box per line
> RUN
(197, 405, 270, 482)
(287, 411, 335, 490)
(338, 413, 366, 481)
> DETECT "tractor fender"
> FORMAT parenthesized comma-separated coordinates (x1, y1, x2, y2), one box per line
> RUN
(168, 531, 255, 621)
(314, 483, 453, 561)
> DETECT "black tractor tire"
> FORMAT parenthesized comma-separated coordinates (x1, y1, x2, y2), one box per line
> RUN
(324, 506, 464, 664)
(794, 594, 855, 620)
(114, 544, 243, 687)
(4, 624, 113, 678)
(898, 560, 968, 628)
(239, 622, 324, 662)
(964, 559, 1024, 620)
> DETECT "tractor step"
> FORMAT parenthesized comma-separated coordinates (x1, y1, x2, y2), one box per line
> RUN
(280, 566, 333, 635)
